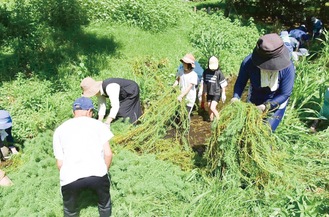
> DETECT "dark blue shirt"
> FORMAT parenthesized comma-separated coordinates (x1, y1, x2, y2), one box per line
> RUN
(233, 54, 295, 110)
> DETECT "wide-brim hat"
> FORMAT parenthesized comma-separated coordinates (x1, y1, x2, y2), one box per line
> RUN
(252, 33, 291, 71)
(0, 110, 12, 130)
(180, 53, 195, 68)
(80, 77, 102, 97)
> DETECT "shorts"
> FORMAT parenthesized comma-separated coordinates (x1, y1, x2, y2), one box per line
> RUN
(207, 95, 221, 103)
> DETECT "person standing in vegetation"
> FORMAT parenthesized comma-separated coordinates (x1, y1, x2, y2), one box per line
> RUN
(80, 77, 142, 125)
(173, 53, 198, 118)
(311, 16, 323, 39)
(199, 56, 227, 122)
(53, 97, 113, 217)
(0, 110, 19, 160)
(231, 33, 295, 132)
(177, 54, 205, 109)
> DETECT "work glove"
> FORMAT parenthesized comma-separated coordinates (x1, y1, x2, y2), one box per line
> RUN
(230, 97, 240, 103)
(177, 95, 183, 102)
(256, 104, 266, 112)
(221, 93, 226, 103)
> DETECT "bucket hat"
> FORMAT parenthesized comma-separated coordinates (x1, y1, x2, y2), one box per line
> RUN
(252, 33, 291, 71)
(180, 53, 195, 68)
(80, 77, 102, 97)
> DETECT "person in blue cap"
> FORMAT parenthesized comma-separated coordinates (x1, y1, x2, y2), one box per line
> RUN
(53, 97, 114, 217)
(0, 110, 19, 160)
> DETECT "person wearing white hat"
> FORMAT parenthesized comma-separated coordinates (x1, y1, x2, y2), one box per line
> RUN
(0, 110, 18, 160)
(173, 53, 198, 118)
(200, 56, 227, 122)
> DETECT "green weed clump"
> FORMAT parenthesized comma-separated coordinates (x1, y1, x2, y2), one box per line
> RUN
(205, 102, 285, 187)
(113, 87, 195, 169)
(290, 31, 329, 122)
(110, 149, 200, 216)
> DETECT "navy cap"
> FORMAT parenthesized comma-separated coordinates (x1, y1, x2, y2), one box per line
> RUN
(72, 97, 94, 111)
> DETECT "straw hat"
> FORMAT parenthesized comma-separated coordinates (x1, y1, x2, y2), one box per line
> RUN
(252, 33, 290, 71)
(80, 77, 102, 97)
(0, 169, 13, 187)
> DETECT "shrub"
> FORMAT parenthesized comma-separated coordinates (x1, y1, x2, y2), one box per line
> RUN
(0, 4, 11, 46)
(189, 12, 261, 74)
(32, 0, 89, 30)
(0, 73, 73, 141)
(83, 0, 188, 32)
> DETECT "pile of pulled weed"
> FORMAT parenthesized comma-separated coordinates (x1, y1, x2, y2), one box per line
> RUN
(205, 102, 286, 186)
(113, 88, 195, 169)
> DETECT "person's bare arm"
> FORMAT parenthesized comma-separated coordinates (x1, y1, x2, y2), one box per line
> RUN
(56, 159, 63, 171)
(178, 83, 193, 101)
(103, 141, 113, 170)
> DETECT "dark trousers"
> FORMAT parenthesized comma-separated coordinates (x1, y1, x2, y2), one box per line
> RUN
(61, 174, 111, 217)
(0, 127, 14, 148)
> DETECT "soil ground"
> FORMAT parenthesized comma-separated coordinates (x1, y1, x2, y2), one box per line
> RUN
(188, 76, 237, 154)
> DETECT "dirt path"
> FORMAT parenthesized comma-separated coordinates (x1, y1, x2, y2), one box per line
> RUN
(188, 76, 237, 153)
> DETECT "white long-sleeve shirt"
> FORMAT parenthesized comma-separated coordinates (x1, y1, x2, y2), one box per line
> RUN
(98, 83, 120, 119)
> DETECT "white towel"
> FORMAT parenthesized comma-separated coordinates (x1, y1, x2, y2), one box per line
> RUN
(260, 70, 279, 91)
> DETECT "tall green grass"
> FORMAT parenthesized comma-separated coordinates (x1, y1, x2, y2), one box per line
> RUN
(0, 1, 329, 216)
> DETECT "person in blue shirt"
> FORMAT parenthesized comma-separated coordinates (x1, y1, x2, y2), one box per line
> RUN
(289, 25, 310, 48)
(231, 33, 295, 132)
(311, 17, 323, 39)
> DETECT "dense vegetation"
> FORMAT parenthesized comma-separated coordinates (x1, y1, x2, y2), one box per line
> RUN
(0, 0, 328, 216)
